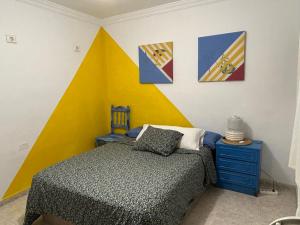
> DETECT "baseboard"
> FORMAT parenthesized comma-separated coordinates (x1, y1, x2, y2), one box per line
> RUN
(0, 189, 29, 207)
(277, 181, 297, 191)
(260, 177, 297, 192)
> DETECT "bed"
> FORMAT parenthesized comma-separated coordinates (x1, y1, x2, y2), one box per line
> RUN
(24, 139, 216, 225)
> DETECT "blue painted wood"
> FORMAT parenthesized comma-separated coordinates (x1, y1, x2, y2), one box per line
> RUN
(217, 182, 257, 196)
(95, 134, 125, 147)
(216, 139, 262, 196)
(217, 145, 259, 162)
(217, 157, 257, 175)
(111, 105, 130, 134)
(218, 170, 257, 187)
(96, 105, 130, 147)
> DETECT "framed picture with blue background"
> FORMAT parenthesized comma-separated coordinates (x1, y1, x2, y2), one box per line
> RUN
(139, 42, 173, 84)
(198, 31, 246, 82)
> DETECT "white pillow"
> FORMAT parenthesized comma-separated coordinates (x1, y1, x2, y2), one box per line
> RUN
(136, 124, 205, 151)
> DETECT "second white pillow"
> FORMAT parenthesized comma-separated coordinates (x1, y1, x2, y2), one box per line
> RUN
(136, 124, 205, 151)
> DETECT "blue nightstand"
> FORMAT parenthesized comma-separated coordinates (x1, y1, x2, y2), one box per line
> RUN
(95, 134, 125, 147)
(216, 139, 262, 196)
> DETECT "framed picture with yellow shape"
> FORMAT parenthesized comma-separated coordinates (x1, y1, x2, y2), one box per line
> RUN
(198, 31, 246, 82)
(139, 41, 173, 84)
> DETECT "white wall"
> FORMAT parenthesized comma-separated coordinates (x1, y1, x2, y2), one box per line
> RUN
(104, 0, 300, 184)
(0, 0, 99, 197)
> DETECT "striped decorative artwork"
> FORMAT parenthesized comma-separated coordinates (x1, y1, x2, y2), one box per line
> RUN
(139, 42, 173, 83)
(198, 31, 246, 82)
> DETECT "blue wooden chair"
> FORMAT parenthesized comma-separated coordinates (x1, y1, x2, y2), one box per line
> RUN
(95, 105, 130, 146)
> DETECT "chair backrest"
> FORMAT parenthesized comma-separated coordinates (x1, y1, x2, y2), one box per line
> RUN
(111, 105, 130, 134)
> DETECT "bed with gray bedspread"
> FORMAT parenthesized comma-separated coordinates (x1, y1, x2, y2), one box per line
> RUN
(23, 141, 216, 225)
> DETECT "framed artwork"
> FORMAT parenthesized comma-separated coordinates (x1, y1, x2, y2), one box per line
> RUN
(139, 42, 173, 84)
(198, 31, 246, 82)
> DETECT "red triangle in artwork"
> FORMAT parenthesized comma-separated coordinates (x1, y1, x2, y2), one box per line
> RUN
(162, 60, 173, 80)
(226, 63, 245, 81)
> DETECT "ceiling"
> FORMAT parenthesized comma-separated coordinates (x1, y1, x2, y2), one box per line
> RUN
(48, 0, 180, 18)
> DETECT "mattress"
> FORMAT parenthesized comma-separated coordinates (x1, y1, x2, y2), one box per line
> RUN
(23, 142, 216, 225)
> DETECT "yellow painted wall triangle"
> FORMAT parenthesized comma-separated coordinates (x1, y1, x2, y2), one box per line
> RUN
(3, 28, 192, 200)
(3, 29, 109, 200)
(101, 28, 192, 128)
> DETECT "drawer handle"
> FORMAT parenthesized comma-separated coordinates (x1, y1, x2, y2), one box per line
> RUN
(220, 176, 251, 185)
(219, 153, 256, 161)
(220, 153, 240, 158)
(219, 165, 253, 173)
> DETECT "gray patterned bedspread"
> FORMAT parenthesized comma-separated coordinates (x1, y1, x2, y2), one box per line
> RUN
(24, 142, 216, 225)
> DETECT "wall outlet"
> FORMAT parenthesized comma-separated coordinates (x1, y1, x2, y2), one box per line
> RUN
(6, 34, 17, 43)
(18, 143, 29, 152)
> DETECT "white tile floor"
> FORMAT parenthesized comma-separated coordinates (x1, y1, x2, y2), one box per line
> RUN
(0, 193, 27, 225)
(0, 185, 297, 225)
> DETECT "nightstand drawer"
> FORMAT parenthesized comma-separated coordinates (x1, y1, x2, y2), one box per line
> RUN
(217, 146, 258, 163)
(217, 157, 257, 175)
(217, 182, 257, 196)
(217, 170, 257, 187)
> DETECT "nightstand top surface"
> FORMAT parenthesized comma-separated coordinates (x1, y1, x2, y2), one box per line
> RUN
(216, 139, 262, 150)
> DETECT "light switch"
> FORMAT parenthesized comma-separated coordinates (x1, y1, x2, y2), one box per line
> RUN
(6, 34, 17, 43)
(74, 45, 81, 52)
